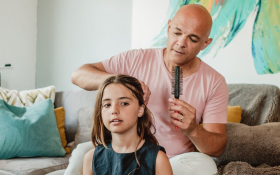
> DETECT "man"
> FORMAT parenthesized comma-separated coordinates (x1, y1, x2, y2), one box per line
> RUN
(71, 4, 228, 175)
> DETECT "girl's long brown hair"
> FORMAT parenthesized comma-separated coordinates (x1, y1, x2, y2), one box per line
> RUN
(91, 74, 158, 149)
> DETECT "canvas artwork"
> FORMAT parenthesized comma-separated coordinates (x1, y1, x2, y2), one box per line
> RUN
(132, 0, 280, 87)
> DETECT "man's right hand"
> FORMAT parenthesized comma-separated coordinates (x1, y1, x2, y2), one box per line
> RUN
(138, 80, 151, 105)
(72, 63, 151, 105)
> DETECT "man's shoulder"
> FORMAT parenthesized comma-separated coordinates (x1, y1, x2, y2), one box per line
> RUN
(121, 47, 164, 56)
(200, 60, 225, 80)
(115, 48, 164, 63)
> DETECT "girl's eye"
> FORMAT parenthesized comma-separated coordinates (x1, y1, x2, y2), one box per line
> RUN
(174, 32, 180, 35)
(103, 104, 111, 107)
(121, 102, 129, 106)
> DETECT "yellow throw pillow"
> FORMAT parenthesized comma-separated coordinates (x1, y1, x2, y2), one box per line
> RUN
(54, 107, 70, 153)
(201, 106, 242, 126)
(227, 106, 242, 123)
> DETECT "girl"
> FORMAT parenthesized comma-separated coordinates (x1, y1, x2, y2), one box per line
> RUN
(83, 75, 173, 175)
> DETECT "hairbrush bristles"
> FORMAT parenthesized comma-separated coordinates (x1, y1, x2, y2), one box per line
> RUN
(171, 66, 183, 99)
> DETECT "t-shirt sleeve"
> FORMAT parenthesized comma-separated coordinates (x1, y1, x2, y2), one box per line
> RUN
(202, 78, 229, 123)
(102, 49, 141, 75)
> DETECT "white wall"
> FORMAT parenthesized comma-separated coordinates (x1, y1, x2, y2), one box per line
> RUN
(132, 0, 169, 49)
(0, 0, 37, 91)
(36, 0, 133, 91)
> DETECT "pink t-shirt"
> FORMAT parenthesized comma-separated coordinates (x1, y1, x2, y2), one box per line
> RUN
(102, 48, 229, 158)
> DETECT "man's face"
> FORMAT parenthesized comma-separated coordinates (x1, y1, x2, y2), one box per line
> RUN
(166, 16, 211, 65)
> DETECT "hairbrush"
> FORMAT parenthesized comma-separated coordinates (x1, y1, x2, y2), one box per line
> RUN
(171, 66, 183, 129)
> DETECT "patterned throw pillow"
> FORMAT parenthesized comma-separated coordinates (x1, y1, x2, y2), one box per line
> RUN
(0, 86, 55, 107)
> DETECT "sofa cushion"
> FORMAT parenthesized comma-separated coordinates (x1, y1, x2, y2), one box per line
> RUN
(218, 161, 280, 175)
(54, 90, 98, 143)
(0, 154, 70, 175)
(0, 99, 65, 159)
(227, 84, 280, 125)
(46, 169, 66, 175)
(213, 122, 280, 166)
(227, 106, 242, 123)
(54, 107, 70, 153)
(0, 86, 55, 107)
(0, 170, 14, 175)
(71, 107, 94, 151)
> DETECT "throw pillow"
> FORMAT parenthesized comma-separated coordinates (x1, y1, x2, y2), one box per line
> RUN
(0, 86, 55, 107)
(0, 99, 66, 159)
(213, 122, 280, 166)
(54, 107, 70, 153)
(227, 106, 242, 123)
(201, 106, 242, 126)
(71, 107, 94, 151)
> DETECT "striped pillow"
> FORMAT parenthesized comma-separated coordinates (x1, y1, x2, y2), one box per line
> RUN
(0, 86, 55, 107)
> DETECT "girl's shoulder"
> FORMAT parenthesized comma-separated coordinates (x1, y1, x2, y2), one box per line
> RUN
(84, 148, 96, 161)
(83, 148, 96, 175)
(143, 139, 166, 154)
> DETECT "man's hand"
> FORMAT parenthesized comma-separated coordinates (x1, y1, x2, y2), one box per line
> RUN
(139, 80, 151, 105)
(168, 97, 227, 156)
(168, 98, 198, 136)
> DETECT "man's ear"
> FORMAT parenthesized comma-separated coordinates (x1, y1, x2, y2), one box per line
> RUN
(138, 105, 145, 117)
(201, 38, 212, 50)
(167, 19, 172, 33)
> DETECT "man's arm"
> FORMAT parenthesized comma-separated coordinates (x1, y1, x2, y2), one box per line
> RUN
(71, 61, 152, 104)
(188, 123, 227, 157)
(71, 62, 114, 90)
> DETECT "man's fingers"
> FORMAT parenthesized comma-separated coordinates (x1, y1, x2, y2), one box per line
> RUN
(170, 118, 183, 128)
(170, 112, 182, 121)
(169, 105, 191, 116)
(168, 98, 195, 113)
(139, 80, 151, 105)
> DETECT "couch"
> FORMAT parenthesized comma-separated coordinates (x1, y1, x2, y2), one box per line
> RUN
(1, 84, 280, 175)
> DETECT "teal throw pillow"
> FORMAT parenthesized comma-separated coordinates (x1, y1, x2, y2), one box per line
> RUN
(0, 99, 66, 159)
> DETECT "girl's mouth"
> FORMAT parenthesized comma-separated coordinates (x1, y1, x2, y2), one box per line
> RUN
(110, 119, 123, 125)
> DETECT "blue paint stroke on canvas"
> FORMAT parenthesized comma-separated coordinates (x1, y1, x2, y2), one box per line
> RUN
(150, 0, 280, 74)
(200, 0, 258, 57)
(252, 0, 280, 74)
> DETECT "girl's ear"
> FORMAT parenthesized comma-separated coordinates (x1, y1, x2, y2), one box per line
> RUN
(138, 105, 145, 117)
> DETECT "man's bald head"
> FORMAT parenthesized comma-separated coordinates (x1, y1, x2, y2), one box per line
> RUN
(172, 4, 212, 39)
(164, 4, 213, 68)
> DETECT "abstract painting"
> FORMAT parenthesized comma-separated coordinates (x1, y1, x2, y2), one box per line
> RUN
(150, 0, 280, 75)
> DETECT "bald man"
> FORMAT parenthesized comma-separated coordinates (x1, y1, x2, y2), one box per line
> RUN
(70, 4, 228, 175)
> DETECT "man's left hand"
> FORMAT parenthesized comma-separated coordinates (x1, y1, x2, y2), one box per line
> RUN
(168, 98, 199, 136)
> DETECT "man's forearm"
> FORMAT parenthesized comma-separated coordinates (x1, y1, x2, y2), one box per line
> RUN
(71, 64, 112, 90)
(187, 125, 227, 157)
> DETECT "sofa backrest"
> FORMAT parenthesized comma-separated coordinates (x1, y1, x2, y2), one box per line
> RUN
(228, 84, 280, 125)
(55, 84, 280, 143)
(54, 90, 98, 143)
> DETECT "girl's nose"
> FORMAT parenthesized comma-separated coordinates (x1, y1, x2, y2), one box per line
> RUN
(111, 104, 119, 115)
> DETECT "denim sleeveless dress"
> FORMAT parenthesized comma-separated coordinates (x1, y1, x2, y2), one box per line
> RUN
(92, 140, 165, 175)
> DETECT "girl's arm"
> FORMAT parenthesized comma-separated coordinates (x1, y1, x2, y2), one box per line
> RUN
(155, 150, 173, 175)
(83, 148, 95, 175)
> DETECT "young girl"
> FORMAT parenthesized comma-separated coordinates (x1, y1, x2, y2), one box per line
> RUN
(83, 75, 173, 175)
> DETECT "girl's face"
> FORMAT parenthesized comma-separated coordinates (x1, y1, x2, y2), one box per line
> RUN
(101, 84, 144, 134)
